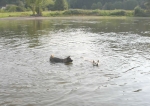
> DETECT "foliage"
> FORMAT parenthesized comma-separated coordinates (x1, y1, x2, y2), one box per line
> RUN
(103, 2, 115, 10)
(67, 0, 147, 10)
(5, 5, 26, 12)
(110, 10, 126, 16)
(46, 0, 55, 10)
(0, 10, 134, 18)
(145, 0, 150, 11)
(0, 0, 150, 17)
(0, 0, 149, 11)
(25, 0, 68, 15)
(91, 2, 102, 10)
(25, 0, 36, 15)
(43, 11, 64, 17)
(16, 6, 26, 12)
(0, 11, 32, 18)
(123, 0, 138, 10)
(113, 1, 123, 9)
(0, 0, 25, 7)
(25, 0, 52, 16)
(63, 9, 133, 16)
(134, 6, 147, 16)
(6, 5, 17, 12)
(54, 0, 68, 10)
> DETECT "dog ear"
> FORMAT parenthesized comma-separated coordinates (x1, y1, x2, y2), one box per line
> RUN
(67, 56, 70, 58)
(51, 55, 54, 57)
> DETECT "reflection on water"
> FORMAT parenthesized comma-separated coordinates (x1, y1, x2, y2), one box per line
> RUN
(0, 17, 150, 106)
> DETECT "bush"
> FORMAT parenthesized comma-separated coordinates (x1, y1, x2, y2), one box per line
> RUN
(44, 11, 63, 17)
(64, 9, 102, 16)
(16, 6, 26, 12)
(63, 9, 85, 15)
(6, 5, 17, 12)
(110, 10, 126, 16)
(63, 9, 134, 16)
(134, 6, 146, 17)
(5, 5, 26, 12)
(0, 9, 5, 13)
(89, 10, 101, 15)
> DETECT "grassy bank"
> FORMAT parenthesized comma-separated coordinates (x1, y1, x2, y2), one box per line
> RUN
(0, 11, 33, 18)
(64, 9, 133, 17)
(0, 9, 134, 18)
(43, 9, 133, 17)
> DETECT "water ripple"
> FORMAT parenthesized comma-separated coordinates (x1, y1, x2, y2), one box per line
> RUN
(0, 18, 150, 106)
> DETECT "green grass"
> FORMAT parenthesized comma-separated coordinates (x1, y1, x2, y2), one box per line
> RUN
(44, 9, 134, 17)
(63, 9, 133, 16)
(42, 11, 64, 17)
(0, 11, 32, 18)
(0, 9, 134, 18)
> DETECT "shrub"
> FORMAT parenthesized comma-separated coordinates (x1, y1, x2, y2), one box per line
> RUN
(134, 6, 146, 17)
(63, 9, 85, 15)
(6, 5, 17, 12)
(110, 10, 126, 16)
(45, 11, 63, 17)
(63, 9, 134, 16)
(16, 6, 26, 12)
(89, 10, 101, 15)
(5, 5, 26, 12)
(0, 9, 5, 13)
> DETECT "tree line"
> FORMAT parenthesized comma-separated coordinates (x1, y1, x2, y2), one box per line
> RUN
(0, 0, 68, 15)
(0, 0, 150, 16)
(67, 0, 147, 10)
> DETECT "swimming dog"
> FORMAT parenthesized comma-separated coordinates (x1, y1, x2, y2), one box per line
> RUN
(92, 60, 99, 66)
(50, 55, 73, 63)
(81, 57, 99, 66)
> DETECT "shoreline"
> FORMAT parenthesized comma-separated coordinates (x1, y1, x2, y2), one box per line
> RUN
(0, 16, 149, 20)
(0, 16, 128, 20)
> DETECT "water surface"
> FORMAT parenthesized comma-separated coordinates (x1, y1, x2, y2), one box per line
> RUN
(0, 17, 150, 106)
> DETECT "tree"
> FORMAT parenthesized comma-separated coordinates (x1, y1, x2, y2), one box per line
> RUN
(35, 0, 45, 16)
(103, 2, 115, 10)
(25, 0, 36, 15)
(114, 1, 123, 9)
(66, 0, 148, 10)
(46, 0, 55, 10)
(54, 0, 68, 10)
(97, 2, 102, 9)
(91, 3, 97, 9)
(25, 0, 52, 16)
(123, 0, 138, 10)
(145, 0, 150, 11)
(134, 6, 145, 16)
(6, 5, 17, 12)
(16, 0, 25, 7)
(91, 2, 102, 9)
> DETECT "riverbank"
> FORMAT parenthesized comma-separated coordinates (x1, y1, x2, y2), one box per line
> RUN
(0, 9, 134, 18)
(0, 16, 129, 20)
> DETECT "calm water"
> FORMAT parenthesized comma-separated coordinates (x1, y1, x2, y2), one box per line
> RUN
(0, 17, 150, 106)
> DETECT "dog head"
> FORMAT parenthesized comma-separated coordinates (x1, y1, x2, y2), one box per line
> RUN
(50, 55, 54, 58)
(93, 60, 99, 66)
(64, 56, 73, 63)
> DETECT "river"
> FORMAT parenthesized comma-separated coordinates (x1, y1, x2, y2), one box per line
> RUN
(0, 17, 150, 106)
